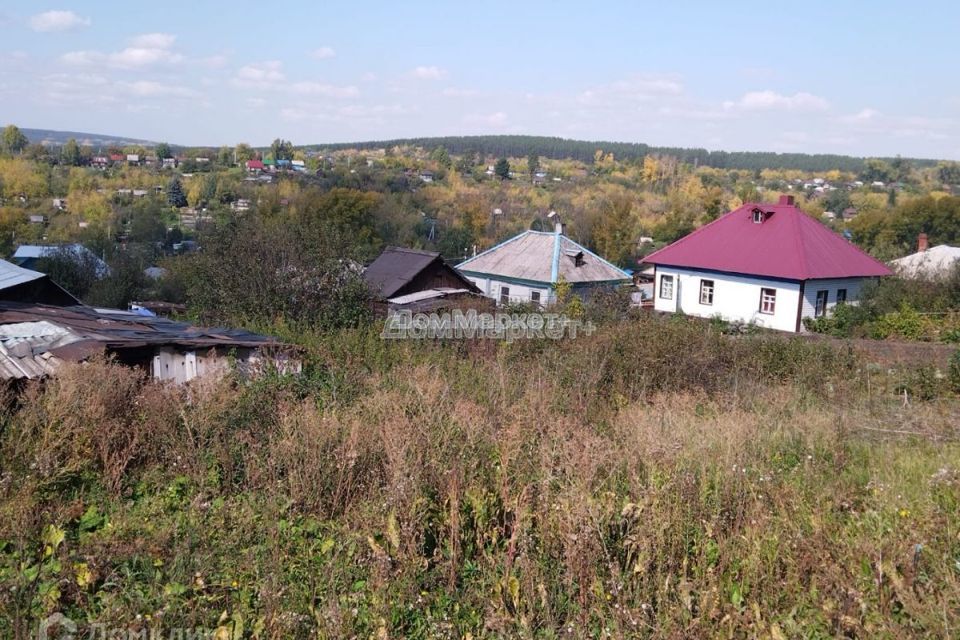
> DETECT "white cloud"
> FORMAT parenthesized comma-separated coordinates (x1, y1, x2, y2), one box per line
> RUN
(120, 80, 198, 98)
(723, 90, 829, 112)
(199, 54, 229, 69)
(289, 81, 359, 98)
(411, 65, 446, 80)
(234, 60, 285, 87)
(61, 33, 184, 69)
(129, 33, 177, 49)
(29, 10, 90, 32)
(576, 74, 684, 107)
(442, 87, 480, 98)
(841, 107, 880, 123)
(311, 46, 336, 59)
(465, 111, 508, 128)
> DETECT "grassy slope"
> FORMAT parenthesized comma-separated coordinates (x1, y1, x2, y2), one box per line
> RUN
(1, 315, 958, 638)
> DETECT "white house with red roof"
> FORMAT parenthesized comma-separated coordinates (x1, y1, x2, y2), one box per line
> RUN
(644, 195, 892, 332)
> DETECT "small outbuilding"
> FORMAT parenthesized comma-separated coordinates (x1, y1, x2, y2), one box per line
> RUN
(364, 246, 483, 311)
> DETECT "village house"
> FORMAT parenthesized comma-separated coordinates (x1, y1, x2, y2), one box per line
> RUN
(890, 233, 960, 279)
(364, 246, 482, 312)
(644, 195, 892, 332)
(0, 302, 300, 384)
(245, 159, 264, 173)
(12, 244, 111, 278)
(457, 214, 631, 306)
(0, 259, 297, 384)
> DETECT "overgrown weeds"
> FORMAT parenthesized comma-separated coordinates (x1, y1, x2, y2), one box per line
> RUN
(0, 316, 958, 638)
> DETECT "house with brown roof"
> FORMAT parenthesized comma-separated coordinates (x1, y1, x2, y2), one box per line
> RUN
(364, 246, 482, 311)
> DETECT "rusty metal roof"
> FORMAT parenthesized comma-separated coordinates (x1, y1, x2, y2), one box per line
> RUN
(0, 302, 291, 380)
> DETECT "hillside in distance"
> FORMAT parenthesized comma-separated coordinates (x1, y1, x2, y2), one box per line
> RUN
(309, 134, 942, 173)
(21, 127, 159, 149)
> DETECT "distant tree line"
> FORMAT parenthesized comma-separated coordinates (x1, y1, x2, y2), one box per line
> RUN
(308, 135, 940, 173)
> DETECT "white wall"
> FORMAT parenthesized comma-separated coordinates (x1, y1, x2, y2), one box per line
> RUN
(465, 276, 554, 306)
(800, 278, 866, 320)
(653, 267, 802, 332)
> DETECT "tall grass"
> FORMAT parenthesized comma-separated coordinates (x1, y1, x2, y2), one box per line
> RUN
(0, 315, 958, 638)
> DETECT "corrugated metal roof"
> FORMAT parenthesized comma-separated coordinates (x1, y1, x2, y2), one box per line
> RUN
(0, 302, 294, 380)
(644, 199, 892, 280)
(0, 321, 78, 380)
(458, 231, 631, 285)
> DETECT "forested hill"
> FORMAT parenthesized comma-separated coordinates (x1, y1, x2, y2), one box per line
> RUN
(309, 135, 940, 173)
(22, 128, 158, 148)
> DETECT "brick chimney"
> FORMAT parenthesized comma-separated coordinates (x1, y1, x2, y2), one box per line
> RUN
(778, 194, 795, 206)
(917, 232, 929, 253)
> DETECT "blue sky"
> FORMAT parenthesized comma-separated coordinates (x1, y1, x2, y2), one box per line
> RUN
(1, 1, 958, 158)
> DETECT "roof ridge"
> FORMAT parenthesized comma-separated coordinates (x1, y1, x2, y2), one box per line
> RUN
(643, 204, 746, 263)
(789, 207, 809, 277)
(458, 230, 533, 268)
(560, 235, 631, 279)
(384, 245, 439, 257)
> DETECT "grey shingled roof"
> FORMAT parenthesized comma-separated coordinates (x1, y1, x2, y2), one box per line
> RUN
(457, 230, 630, 285)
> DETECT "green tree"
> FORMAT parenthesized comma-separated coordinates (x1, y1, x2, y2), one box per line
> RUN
(527, 152, 540, 177)
(61, 138, 82, 166)
(166, 177, 187, 208)
(234, 143, 254, 163)
(494, 157, 510, 180)
(217, 146, 233, 166)
(861, 158, 894, 184)
(155, 142, 172, 159)
(937, 161, 960, 185)
(823, 188, 851, 214)
(455, 150, 476, 174)
(430, 146, 452, 169)
(270, 138, 294, 161)
(1, 125, 29, 155)
(890, 155, 913, 184)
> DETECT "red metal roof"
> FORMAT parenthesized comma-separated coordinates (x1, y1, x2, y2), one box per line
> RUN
(644, 196, 892, 280)
(246, 160, 264, 169)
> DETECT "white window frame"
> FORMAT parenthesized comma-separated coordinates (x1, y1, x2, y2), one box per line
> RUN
(659, 275, 674, 300)
(759, 288, 776, 315)
(699, 279, 714, 305)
